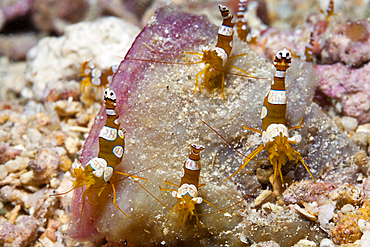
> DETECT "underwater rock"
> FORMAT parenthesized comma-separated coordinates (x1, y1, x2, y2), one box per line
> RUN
(330, 199, 370, 245)
(241, 202, 325, 246)
(30, 0, 89, 34)
(0, 57, 27, 95)
(25, 16, 140, 100)
(315, 62, 370, 124)
(283, 181, 363, 208)
(0, 33, 39, 60)
(29, 148, 59, 184)
(0, 215, 38, 247)
(321, 19, 370, 67)
(253, 27, 309, 62)
(69, 5, 359, 246)
(0, 141, 22, 164)
(283, 181, 338, 206)
(0, 0, 34, 31)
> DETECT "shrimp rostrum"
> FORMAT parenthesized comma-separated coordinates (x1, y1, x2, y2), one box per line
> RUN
(225, 48, 315, 197)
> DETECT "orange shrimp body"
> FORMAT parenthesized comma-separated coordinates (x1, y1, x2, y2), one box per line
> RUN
(79, 61, 118, 100)
(191, 4, 235, 99)
(169, 144, 204, 226)
(304, 28, 315, 62)
(190, 4, 267, 99)
(66, 88, 132, 217)
(321, 0, 335, 23)
(236, 0, 249, 42)
(225, 48, 314, 196)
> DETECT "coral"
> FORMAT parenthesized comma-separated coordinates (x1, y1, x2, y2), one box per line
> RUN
(330, 199, 370, 245)
(67, 5, 359, 246)
(315, 62, 370, 124)
(283, 181, 338, 206)
(0, 216, 38, 247)
(29, 148, 60, 184)
(321, 19, 370, 67)
(25, 17, 140, 100)
(0, 33, 39, 60)
(30, 0, 89, 34)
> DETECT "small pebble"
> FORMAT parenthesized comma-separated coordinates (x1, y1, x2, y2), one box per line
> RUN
(354, 150, 369, 174)
(351, 132, 369, 149)
(341, 204, 355, 213)
(54, 100, 83, 117)
(356, 123, 370, 134)
(30, 148, 60, 184)
(64, 136, 81, 155)
(289, 204, 317, 221)
(20, 170, 35, 185)
(0, 156, 29, 180)
(320, 238, 335, 247)
(318, 204, 335, 229)
(337, 116, 358, 132)
(254, 190, 273, 207)
(292, 239, 316, 247)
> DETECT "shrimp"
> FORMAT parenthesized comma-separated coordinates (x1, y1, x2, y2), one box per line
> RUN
(160, 144, 224, 227)
(53, 88, 144, 217)
(193, 49, 315, 200)
(186, 4, 267, 99)
(321, 0, 335, 23)
(225, 48, 315, 197)
(79, 60, 118, 103)
(126, 4, 268, 99)
(236, 0, 249, 42)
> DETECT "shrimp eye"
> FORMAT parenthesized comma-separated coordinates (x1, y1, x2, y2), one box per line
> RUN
(285, 51, 291, 60)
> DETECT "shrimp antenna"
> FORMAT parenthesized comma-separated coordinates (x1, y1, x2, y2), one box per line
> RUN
(199, 184, 261, 216)
(118, 165, 174, 212)
(188, 112, 266, 162)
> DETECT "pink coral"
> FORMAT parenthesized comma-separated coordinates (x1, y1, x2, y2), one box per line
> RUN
(283, 180, 338, 206)
(321, 20, 370, 67)
(316, 62, 370, 124)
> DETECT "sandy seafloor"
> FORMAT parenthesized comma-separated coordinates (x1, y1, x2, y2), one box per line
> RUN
(1, 0, 370, 246)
